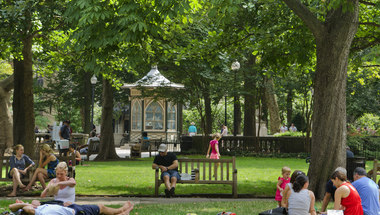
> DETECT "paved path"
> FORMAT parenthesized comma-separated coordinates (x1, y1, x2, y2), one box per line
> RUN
(3, 196, 270, 206)
(85, 147, 158, 160)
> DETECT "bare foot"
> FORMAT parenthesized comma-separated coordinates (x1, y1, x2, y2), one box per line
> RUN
(7, 193, 16, 197)
(118, 201, 134, 215)
(16, 199, 24, 203)
(19, 183, 26, 188)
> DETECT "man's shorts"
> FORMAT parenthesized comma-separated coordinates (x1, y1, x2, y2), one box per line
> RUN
(161, 170, 181, 181)
(68, 204, 100, 215)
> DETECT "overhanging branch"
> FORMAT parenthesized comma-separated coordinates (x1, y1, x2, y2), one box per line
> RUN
(282, 0, 324, 38)
(359, 0, 376, 6)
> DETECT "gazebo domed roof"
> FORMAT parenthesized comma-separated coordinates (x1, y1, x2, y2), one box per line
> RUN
(122, 65, 184, 89)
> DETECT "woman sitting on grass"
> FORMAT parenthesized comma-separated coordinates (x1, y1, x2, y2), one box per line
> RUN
(25, 144, 59, 191)
(41, 161, 76, 203)
(281, 170, 305, 207)
(285, 174, 316, 215)
(7, 144, 35, 197)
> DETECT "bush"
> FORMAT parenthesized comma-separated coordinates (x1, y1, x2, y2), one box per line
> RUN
(274, 131, 307, 137)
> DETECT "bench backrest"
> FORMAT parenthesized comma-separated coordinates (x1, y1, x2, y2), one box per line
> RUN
(88, 139, 100, 153)
(178, 157, 236, 182)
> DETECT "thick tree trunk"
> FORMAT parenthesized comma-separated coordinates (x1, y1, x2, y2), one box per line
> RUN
(243, 56, 257, 137)
(204, 90, 212, 135)
(95, 78, 119, 160)
(13, 36, 35, 157)
(0, 74, 14, 154)
(264, 78, 281, 134)
(308, 5, 359, 199)
(286, 89, 293, 125)
(80, 71, 92, 134)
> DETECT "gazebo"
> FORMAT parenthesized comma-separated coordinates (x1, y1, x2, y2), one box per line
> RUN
(121, 65, 184, 142)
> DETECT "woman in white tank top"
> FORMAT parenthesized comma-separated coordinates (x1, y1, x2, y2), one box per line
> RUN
(286, 175, 316, 215)
(41, 162, 76, 203)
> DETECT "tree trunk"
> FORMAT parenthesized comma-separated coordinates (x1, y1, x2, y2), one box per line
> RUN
(0, 74, 14, 154)
(204, 90, 212, 135)
(282, 0, 359, 199)
(233, 95, 241, 136)
(243, 56, 257, 138)
(13, 36, 36, 157)
(286, 89, 293, 125)
(95, 78, 119, 160)
(80, 71, 92, 134)
(264, 78, 281, 134)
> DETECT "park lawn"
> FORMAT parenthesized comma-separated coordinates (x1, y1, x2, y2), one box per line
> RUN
(1, 156, 372, 197)
(0, 199, 328, 214)
(74, 156, 309, 196)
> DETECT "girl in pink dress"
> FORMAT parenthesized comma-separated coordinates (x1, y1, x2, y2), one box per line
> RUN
(275, 166, 291, 206)
(206, 133, 221, 177)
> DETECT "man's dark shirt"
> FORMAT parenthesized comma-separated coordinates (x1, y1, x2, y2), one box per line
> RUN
(60, 124, 70, 140)
(325, 179, 337, 200)
(153, 152, 178, 171)
(346, 149, 354, 158)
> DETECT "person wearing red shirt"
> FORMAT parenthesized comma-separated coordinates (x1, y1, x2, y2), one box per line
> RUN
(331, 170, 363, 215)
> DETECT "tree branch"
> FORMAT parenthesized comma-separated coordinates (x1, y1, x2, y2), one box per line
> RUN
(359, 22, 380, 28)
(282, 0, 324, 38)
(360, 65, 380, 68)
(359, 0, 376, 6)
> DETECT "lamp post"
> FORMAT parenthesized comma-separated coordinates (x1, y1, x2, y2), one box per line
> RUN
(224, 96, 227, 126)
(231, 60, 240, 136)
(90, 74, 98, 127)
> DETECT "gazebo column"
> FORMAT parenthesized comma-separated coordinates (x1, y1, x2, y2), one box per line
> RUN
(141, 99, 144, 135)
(165, 100, 168, 141)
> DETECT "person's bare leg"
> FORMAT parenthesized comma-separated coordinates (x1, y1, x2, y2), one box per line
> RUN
(98, 201, 134, 215)
(163, 175, 171, 190)
(170, 177, 177, 189)
(8, 174, 18, 197)
(37, 172, 47, 189)
(25, 168, 42, 190)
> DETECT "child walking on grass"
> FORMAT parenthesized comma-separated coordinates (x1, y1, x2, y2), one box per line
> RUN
(206, 133, 221, 177)
(275, 166, 291, 207)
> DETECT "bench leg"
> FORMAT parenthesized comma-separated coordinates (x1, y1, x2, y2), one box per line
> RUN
(155, 181, 159, 197)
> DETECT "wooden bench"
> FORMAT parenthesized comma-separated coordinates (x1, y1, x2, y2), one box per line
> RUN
(154, 156, 238, 198)
(79, 139, 101, 161)
(130, 138, 162, 158)
(0, 154, 77, 183)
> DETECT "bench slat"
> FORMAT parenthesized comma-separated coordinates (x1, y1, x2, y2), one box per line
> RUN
(227, 162, 230, 181)
(221, 162, 223, 181)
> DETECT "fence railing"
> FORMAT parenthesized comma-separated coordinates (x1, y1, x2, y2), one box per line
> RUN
(348, 136, 380, 160)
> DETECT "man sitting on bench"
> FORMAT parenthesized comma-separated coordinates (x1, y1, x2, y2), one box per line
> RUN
(152, 144, 180, 198)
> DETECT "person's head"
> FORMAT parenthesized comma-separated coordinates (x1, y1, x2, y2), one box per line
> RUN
(158, 144, 167, 156)
(55, 162, 68, 180)
(212, 133, 222, 140)
(40, 144, 53, 155)
(142, 132, 148, 137)
(334, 166, 347, 176)
(14, 144, 24, 156)
(290, 170, 305, 184)
(293, 175, 309, 192)
(353, 167, 367, 181)
(90, 131, 96, 137)
(291, 123, 295, 126)
(69, 144, 76, 152)
(331, 170, 347, 187)
(191, 122, 195, 126)
(281, 166, 291, 180)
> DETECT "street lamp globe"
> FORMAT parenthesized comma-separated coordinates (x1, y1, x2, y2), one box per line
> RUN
(231, 61, 240, 71)
(91, 74, 98, 85)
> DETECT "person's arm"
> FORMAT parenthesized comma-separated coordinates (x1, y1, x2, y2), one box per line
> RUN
(281, 185, 290, 207)
(309, 190, 317, 215)
(38, 151, 44, 167)
(285, 188, 291, 208)
(40, 154, 55, 168)
(75, 151, 81, 161)
(216, 142, 220, 157)
(333, 187, 344, 210)
(320, 192, 331, 212)
(206, 144, 211, 158)
(24, 155, 35, 171)
(57, 177, 76, 187)
(276, 179, 283, 191)
(152, 162, 168, 172)
(59, 128, 63, 140)
(167, 160, 178, 171)
(41, 180, 56, 197)
(9, 203, 33, 212)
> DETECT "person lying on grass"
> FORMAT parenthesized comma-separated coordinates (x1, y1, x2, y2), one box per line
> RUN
(9, 199, 134, 215)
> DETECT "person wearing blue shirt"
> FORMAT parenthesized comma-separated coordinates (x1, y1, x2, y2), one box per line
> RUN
(188, 122, 197, 136)
(352, 167, 380, 215)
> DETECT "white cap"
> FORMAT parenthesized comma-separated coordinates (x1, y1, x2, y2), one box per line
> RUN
(158, 144, 167, 152)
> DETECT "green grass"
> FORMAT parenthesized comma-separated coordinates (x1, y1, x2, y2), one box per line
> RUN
(2, 156, 373, 196)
